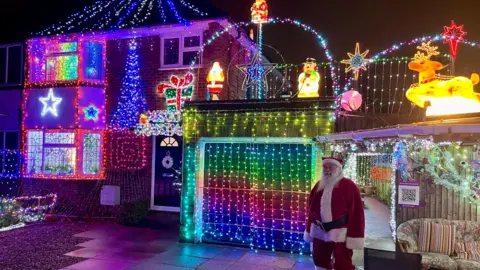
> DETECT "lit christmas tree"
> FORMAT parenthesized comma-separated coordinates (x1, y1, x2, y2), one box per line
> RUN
(110, 39, 147, 130)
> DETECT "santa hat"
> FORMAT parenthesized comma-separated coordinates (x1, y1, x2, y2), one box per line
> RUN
(322, 157, 343, 168)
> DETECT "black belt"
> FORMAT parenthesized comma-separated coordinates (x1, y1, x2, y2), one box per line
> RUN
(314, 215, 348, 232)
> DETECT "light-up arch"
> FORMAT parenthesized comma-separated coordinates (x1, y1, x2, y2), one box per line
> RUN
(189, 17, 341, 96)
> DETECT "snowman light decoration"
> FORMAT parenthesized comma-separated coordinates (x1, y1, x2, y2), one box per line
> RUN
(298, 58, 320, 98)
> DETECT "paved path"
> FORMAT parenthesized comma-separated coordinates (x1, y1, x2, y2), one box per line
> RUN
(60, 197, 393, 269)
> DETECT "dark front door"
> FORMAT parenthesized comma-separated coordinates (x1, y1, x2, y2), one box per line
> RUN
(152, 136, 183, 211)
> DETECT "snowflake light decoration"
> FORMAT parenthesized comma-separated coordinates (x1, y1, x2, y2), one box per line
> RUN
(442, 20, 467, 59)
(341, 42, 370, 80)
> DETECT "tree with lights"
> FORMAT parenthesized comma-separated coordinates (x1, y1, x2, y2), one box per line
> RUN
(110, 39, 147, 130)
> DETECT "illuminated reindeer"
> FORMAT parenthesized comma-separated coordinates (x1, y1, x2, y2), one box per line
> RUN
(406, 41, 480, 116)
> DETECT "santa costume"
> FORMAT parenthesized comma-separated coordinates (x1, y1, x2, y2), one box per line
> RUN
(304, 157, 365, 270)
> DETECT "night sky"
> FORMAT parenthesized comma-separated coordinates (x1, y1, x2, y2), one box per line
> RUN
(1, 0, 480, 70)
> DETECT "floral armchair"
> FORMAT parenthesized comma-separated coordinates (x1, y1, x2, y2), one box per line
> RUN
(397, 218, 480, 270)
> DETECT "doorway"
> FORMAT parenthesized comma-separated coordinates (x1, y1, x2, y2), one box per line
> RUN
(151, 135, 183, 212)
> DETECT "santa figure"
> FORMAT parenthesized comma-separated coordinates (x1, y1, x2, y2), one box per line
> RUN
(304, 157, 365, 270)
(251, 0, 268, 24)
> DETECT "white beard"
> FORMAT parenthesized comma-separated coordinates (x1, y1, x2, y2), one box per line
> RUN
(318, 171, 342, 191)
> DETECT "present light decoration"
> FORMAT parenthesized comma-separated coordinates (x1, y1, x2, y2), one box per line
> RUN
(207, 62, 224, 100)
(157, 73, 194, 111)
(406, 41, 480, 117)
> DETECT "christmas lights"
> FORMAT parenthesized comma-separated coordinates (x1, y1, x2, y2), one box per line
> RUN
(180, 106, 334, 254)
(23, 36, 107, 180)
(236, 52, 277, 99)
(110, 131, 147, 170)
(83, 104, 100, 121)
(297, 58, 320, 98)
(157, 73, 194, 111)
(207, 62, 225, 100)
(135, 110, 183, 137)
(110, 39, 147, 130)
(406, 41, 480, 116)
(189, 18, 339, 100)
(341, 43, 369, 80)
(442, 20, 467, 59)
(251, 0, 268, 24)
(35, 0, 208, 36)
(39, 89, 63, 117)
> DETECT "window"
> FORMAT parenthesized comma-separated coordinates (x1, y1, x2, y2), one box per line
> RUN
(0, 131, 19, 176)
(26, 130, 103, 178)
(83, 133, 101, 175)
(28, 40, 104, 83)
(0, 44, 23, 85)
(160, 137, 179, 147)
(161, 34, 202, 68)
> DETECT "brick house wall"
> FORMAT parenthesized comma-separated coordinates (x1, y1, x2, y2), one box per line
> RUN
(20, 20, 254, 217)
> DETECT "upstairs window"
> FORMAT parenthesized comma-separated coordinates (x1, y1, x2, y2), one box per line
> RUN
(161, 34, 202, 69)
(28, 39, 104, 83)
(0, 44, 23, 85)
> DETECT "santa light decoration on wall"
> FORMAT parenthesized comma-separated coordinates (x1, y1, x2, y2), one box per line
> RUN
(298, 58, 320, 98)
(251, 0, 268, 24)
(406, 41, 480, 117)
(207, 62, 224, 100)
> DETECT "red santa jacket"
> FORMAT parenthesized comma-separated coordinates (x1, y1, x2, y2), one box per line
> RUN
(304, 175, 365, 250)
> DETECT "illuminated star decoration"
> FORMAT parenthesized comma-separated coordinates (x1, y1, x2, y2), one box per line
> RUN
(39, 88, 62, 117)
(237, 52, 277, 99)
(442, 20, 467, 59)
(341, 42, 370, 80)
(83, 104, 100, 121)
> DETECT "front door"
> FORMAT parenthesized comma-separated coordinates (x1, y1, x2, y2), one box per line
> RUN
(151, 135, 183, 212)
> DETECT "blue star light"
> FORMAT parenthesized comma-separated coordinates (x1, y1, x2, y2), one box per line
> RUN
(237, 52, 277, 99)
(39, 88, 62, 117)
(84, 104, 100, 121)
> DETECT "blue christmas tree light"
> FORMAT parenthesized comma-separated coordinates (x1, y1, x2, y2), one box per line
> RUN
(110, 39, 147, 130)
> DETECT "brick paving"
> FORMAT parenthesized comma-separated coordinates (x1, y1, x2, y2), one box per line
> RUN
(60, 197, 393, 269)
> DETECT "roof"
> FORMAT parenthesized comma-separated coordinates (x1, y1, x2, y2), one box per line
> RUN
(34, 0, 227, 37)
(316, 116, 480, 142)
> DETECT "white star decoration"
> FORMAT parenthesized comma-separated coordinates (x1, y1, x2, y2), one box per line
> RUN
(39, 88, 62, 117)
(341, 43, 370, 80)
(237, 52, 277, 98)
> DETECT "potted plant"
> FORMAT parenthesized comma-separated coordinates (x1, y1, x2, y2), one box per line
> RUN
(363, 179, 376, 196)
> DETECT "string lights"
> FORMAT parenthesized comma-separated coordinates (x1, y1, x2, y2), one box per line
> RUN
(180, 105, 333, 254)
(23, 36, 107, 180)
(135, 110, 183, 137)
(110, 39, 147, 130)
(35, 0, 208, 36)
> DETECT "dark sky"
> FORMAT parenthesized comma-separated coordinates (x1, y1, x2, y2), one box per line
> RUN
(1, 0, 480, 69)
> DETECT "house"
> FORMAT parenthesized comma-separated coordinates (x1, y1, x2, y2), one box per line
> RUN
(20, 16, 285, 216)
(0, 43, 23, 196)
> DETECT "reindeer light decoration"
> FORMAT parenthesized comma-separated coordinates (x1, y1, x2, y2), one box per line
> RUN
(406, 41, 480, 116)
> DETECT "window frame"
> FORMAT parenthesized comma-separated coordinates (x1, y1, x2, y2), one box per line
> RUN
(0, 43, 23, 86)
(160, 33, 203, 70)
(0, 130, 20, 176)
(45, 42, 79, 82)
(24, 129, 104, 179)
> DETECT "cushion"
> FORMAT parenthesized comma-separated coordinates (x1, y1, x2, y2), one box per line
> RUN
(418, 221, 431, 252)
(419, 252, 458, 270)
(429, 223, 456, 255)
(456, 258, 480, 270)
(455, 242, 480, 260)
(418, 222, 456, 255)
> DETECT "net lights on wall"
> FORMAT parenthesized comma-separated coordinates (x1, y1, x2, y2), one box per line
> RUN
(182, 138, 317, 254)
